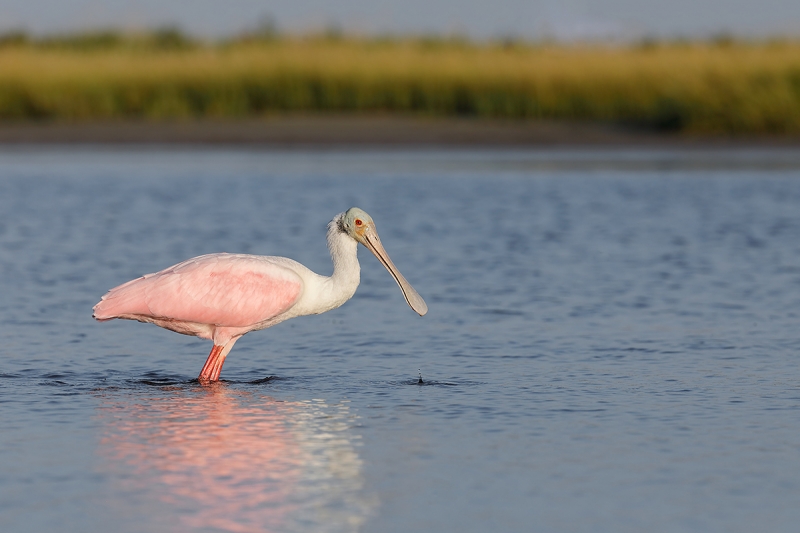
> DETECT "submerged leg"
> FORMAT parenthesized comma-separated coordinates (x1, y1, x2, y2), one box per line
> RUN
(198, 339, 239, 382)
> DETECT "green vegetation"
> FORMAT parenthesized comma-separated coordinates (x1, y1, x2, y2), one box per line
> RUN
(1, 30, 800, 134)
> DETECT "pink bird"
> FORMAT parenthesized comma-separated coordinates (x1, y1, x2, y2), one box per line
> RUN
(93, 208, 427, 382)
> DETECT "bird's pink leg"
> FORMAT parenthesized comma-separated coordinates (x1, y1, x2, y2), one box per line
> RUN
(197, 338, 239, 382)
(198, 345, 224, 382)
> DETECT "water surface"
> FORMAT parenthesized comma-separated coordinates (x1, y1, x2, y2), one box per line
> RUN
(1, 147, 800, 532)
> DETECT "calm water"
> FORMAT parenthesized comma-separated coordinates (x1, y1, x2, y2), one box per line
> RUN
(1, 147, 800, 533)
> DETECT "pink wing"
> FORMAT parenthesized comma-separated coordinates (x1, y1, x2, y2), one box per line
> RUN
(93, 254, 303, 327)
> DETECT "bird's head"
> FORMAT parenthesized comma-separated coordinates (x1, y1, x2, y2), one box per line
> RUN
(338, 207, 427, 316)
(340, 207, 375, 243)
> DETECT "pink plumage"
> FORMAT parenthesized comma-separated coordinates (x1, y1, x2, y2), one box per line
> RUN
(94, 254, 302, 327)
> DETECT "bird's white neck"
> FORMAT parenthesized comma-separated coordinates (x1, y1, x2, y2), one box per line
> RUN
(328, 220, 360, 280)
(313, 217, 361, 313)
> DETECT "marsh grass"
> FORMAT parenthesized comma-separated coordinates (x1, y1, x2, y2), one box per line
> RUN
(1, 32, 799, 134)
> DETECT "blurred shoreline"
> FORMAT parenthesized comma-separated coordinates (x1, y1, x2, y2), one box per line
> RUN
(1, 116, 799, 148)
(3, 35, 800, 136)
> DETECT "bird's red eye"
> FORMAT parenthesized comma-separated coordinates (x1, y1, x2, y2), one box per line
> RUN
(355, 219, 363, 226)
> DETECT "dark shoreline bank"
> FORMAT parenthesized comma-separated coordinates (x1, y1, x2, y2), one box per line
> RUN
(1, 116, 799, 148)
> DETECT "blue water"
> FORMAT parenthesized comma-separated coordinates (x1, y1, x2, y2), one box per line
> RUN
(1, 147, 800, 533)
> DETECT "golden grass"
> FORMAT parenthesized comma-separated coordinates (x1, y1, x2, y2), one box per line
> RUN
(1, 37, 800, 133)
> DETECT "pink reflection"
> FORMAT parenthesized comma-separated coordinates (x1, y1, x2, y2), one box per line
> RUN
(96, 385, 302, 533)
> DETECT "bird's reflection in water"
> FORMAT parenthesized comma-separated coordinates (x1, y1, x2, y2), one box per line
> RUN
(95, 384, 374, 533)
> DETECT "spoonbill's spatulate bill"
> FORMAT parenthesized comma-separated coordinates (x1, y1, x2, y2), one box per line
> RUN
(93, 208, 427, 382)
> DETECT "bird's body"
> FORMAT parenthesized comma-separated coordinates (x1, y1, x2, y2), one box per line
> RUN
(94, 208, 427, 382)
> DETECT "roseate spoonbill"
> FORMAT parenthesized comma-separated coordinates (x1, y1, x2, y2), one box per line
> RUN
(93, 208, 427, 382)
